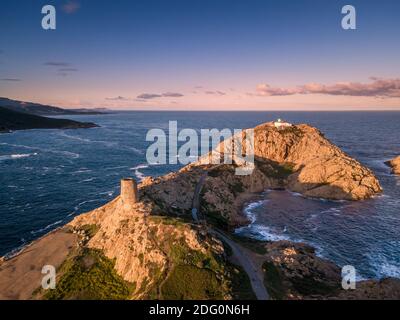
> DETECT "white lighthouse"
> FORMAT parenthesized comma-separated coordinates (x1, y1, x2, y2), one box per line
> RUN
(274, 119, 292, 129)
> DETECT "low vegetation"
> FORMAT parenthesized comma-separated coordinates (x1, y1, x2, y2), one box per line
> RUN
(44, 248, 135, 300)
(161, 265, 223, 299)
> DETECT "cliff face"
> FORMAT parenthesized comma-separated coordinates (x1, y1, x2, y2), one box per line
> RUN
(386, 156, 400, 175)
(68, 197, 242, 299)
(251, 123, 382, 200)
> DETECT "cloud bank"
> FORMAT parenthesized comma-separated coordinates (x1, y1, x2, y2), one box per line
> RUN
(1, 78, 22, 82)
(256, 78, 400, 98)
(44, 62, 78, 77)
(44, 62, 71, 67)
(205, 90, 226, 96)
(106, 96, 130, 101)
(137, 92, 184, 100)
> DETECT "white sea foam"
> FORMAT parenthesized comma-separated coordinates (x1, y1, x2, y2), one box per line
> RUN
(104, 166, 129, 171)
(236, 224, 292, 242)
(0, 153, 38, 161)
(367, 249, 400, 279)
(0, 142, 79, 159)
(68, 199, 101, 216)
(58, 131, 117, 148)
(130, 164, 149, 181)
(127, 146, 144, 155)
(236, 197, 326, 258)
(30, 220, 63, 235)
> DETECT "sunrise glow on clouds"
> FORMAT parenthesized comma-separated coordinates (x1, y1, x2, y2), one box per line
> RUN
(1, 0, 400, 110)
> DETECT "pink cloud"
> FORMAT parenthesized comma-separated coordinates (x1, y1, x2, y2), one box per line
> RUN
(256, 77, 400, 98)
(62, 1, 81, 14)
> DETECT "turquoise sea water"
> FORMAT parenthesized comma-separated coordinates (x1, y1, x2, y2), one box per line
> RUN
(0, 111, 399, 279)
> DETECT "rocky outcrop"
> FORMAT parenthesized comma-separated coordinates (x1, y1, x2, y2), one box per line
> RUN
(246, 123, 381, 200)
(262, 241, 400, 300)
(385, 156, 400, 175)
(141, 122, 381, 228)
(68, 196, 236, 299)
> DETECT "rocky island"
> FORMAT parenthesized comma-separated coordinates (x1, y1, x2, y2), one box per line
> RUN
(1, 121, 399, 300)
(385, 156, 400, 175)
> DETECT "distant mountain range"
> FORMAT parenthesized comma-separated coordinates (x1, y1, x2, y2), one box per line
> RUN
(0, 97, 110, 116)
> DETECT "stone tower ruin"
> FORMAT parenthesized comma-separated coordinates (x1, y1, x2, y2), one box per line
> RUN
(120, 178, 138, 208)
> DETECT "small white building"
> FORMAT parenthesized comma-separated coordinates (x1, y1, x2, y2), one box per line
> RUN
(274, 119, 292, 129)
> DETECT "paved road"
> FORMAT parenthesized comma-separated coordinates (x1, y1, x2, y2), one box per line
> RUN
(191, 170, 269, 300)
(213, 230, 269, 300)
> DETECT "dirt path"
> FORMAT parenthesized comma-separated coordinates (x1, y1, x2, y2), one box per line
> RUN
(192, 170, 269, 300)
(0, 228, 78, 300)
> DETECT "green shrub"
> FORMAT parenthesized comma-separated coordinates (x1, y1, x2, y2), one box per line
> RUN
(44, 249, 135, 300)
(161, 265, 223, 300)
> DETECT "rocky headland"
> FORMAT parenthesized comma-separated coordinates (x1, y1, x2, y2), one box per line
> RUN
(142, 122, 382, 228)
(1, 121, 399, 300)
(385, 156, 400, 175)
(0, 106, 98, 133)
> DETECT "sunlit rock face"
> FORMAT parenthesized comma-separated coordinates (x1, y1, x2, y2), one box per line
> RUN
(250, 122, 382, 200)
(386, 156, 400, 175)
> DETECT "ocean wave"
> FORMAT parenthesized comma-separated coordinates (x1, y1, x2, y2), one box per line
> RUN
(58, 131, 117, 147)
(127, 146, 144, 155)
(130, 164, 149, 181)
(69, 199, 101, 216)
(30, 220, 63, 235)
(288, 191, 303, 197)
(366, 250, 400, 279)
(235, 197, 326, 257)
(235, 224, 292, 242)
(104, 166, 129, 171)
(99, 190, 115, 197)
(320, 207, 343, 216)
(72, 169, 92, 174)
(0, 153, 38, 161)
(242, 200, 267, 224)
(53, 150, 80, 159)
(0, 142, 79, 159)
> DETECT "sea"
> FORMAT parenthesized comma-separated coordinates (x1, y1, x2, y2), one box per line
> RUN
(0, 111, 399, 280)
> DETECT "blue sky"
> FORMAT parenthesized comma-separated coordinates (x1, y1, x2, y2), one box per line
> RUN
(1, 0, 400, 109)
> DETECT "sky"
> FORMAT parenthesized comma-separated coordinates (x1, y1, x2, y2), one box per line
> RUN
(0, 0, 400, 110)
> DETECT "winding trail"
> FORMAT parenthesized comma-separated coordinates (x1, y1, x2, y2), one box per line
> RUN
(191, 170, 269, 300)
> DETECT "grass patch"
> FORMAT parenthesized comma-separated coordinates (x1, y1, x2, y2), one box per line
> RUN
(262, 261, 286, 300)
(161, 265, 224, 300)
(44, 248, 135, 300)
(149, 215, 189, 227)
(78, 224, 100, 238)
